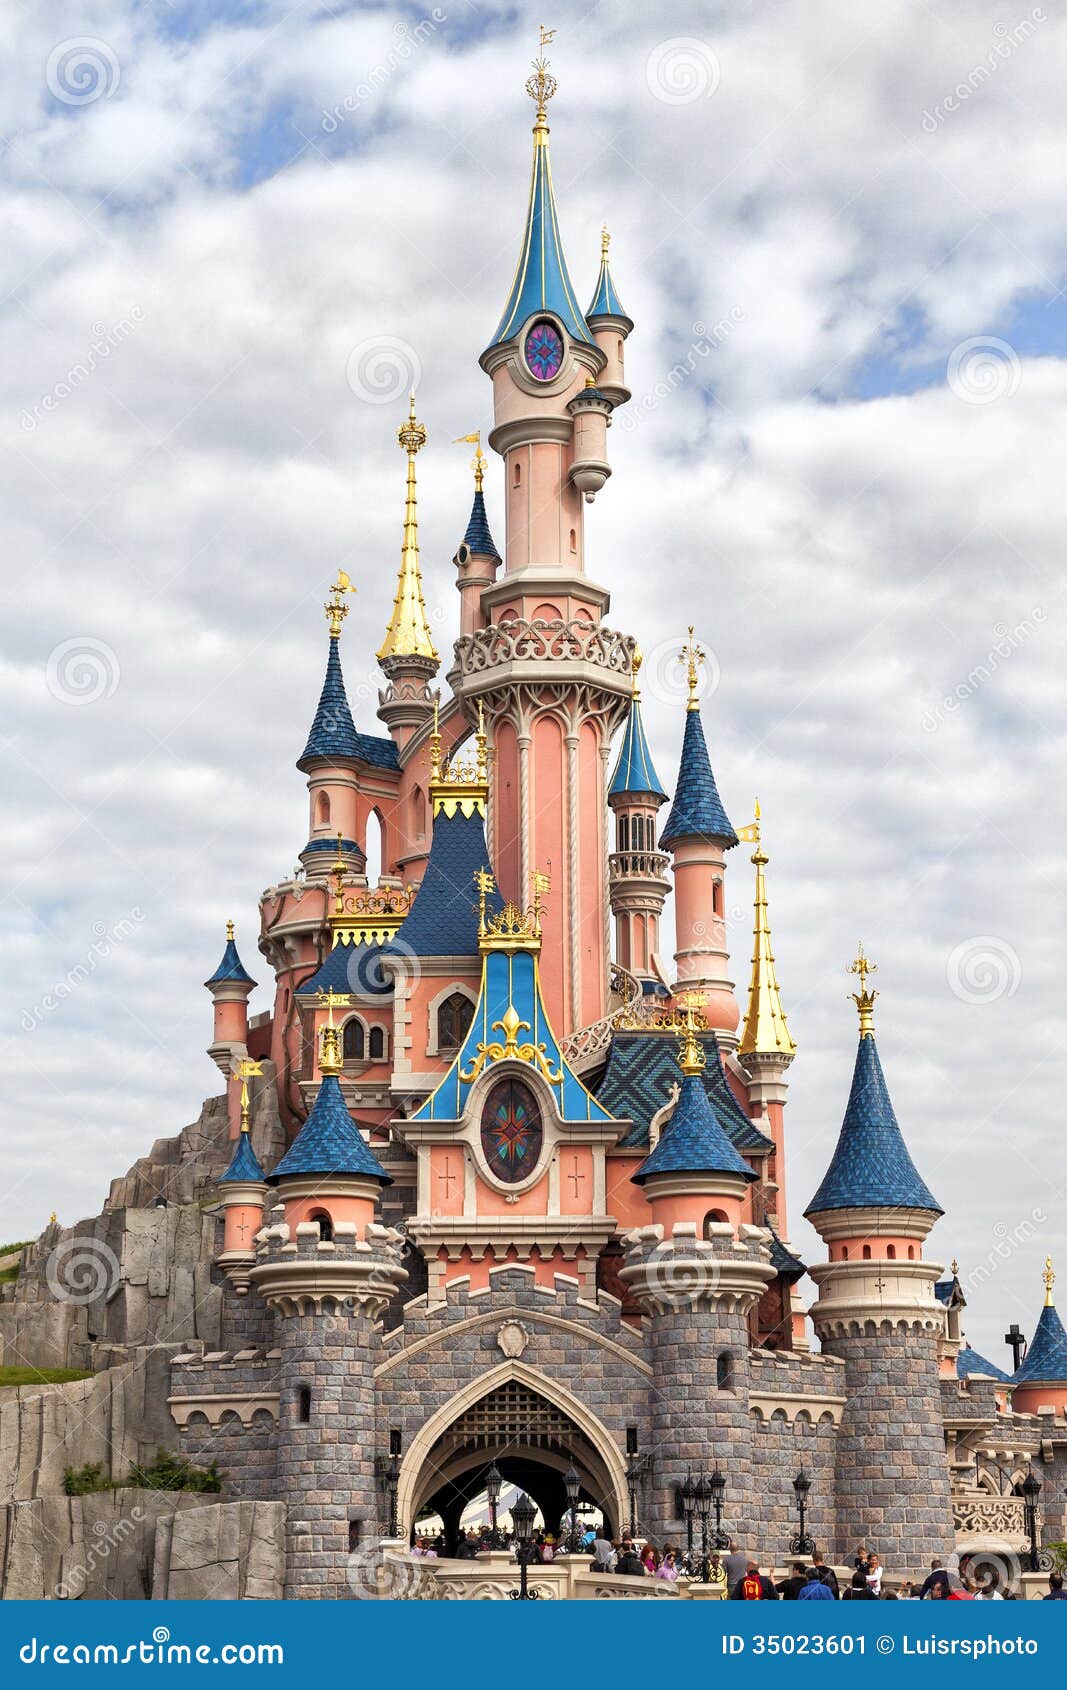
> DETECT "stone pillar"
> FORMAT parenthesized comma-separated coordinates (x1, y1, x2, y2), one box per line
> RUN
(621, 1222, 774, 1543)
(250, 1218, 406, 1599)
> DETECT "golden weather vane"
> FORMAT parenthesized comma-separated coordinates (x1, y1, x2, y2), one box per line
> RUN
(234, 1057, 263, 1133)
(454, 431, 486, 492)
(527, 25, 558, 126)
(325, 569, 356, 637)
(679, 626, 705, 711)
(1045, 1255, 1056, 1307)
(849, 942, 879, 1038)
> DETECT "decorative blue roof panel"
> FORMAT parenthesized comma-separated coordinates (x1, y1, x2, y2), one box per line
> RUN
(633, 1070, 756, 1185)
(1013, 1303, 1067, 1385)
(598, 1031, 771, 1154)
(296, 942, 394, 1000)
(805, 1035, 942, 1217)
(269, 1074, 390, 1184)
(957, 1345, 1010, 1383)
(660, 708, 737, 848)
(391, 808, 502, 959)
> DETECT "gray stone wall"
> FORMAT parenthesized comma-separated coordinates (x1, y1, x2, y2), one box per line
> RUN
(748, 1409, 839, 1560)
(645, 1300, 753, 1542)
(821, 1322, 955, 1576)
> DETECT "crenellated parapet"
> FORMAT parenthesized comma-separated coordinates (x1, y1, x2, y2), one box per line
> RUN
(249, 1216, 406, 1318)
(620, 1219, 775, 1316)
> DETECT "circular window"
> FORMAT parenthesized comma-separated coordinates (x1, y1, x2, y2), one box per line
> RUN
(524, 318, 564, 382)
(480, 1077, 543, 1184)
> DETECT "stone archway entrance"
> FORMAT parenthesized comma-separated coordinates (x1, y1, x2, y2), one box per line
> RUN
(398, 1362, 629, 1547)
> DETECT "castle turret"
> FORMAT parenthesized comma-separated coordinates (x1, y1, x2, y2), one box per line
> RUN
(804, 948, 953, 1573)
(608, 650, 669, 982)
(1012, 1257, 1067, 1416)
(204, 921, 256, 1077)
(215, 1058, 267, 1295)
(584, 225, 633, 408)
(250, 1003, 405, 1598)
(297, 574, 368, 876)
(622, 1010, 773, 1543)
(660, 630, 739, 1039)
(377, 395, 439, 746)
(737, 802, 795, 1238)
(452, 437, 501, 640)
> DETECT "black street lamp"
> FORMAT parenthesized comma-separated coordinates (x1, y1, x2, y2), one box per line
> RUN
(680, 1474, 696, 1569)
(508, 1492, 541, 1600)
(563, 1463, 583, 1553)
(790, 1470, 815, 1555)
(1020, 1468, 1050, 1573)
(708, 1469, 729, 1550)
(375, 1429, 402, 1538)
(484, 1461, 503, 1549)
(694, 1473, 713, 1583)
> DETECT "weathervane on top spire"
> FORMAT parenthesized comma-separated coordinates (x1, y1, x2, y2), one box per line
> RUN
(679, 626, 705, 712)
(454, 431, 486, 492)
(849, 942, 879, 1039)
(325, 569, 355, 638)
(1044, 1255, 1056, 1307)
(526, 25, 558, 133)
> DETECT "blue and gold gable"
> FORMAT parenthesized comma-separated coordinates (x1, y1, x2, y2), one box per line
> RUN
(410, 870, 617, 1128)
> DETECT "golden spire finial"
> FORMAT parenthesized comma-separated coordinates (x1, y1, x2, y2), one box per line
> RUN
(531, 867, 551, 937)
(951, 1258, 960, 1278)
(1044, 1255, 1056, 1307)
(377, 396, 439, 666)
(316, 988, 346, 1077)
(849, 942, 879, 1039)
(331, 832, 347, 918)
(739, 803, 795, 1059)
(325, 569, 355, 638)
(601, 223, 611, 261)
(226, 919, 235, 943)
(475, 867, 496, 938)
(429, 695, 442, 783)
(631, 645, 643, 699)
(526, 25, 558, 138)
(454, 431, 486, 493)
(680, 626, 704, 712)
(676, 994, 707, 1076)
(475, 699, 488, 783)
(234, 1057, 263, 1134)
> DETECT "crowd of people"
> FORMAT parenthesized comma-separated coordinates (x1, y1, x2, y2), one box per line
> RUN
(409, 1528, 1066, 1601)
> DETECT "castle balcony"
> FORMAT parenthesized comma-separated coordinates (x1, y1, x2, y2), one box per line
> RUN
(450, 617, 636, 702)
(951, 1492, 1027, 1548)
(608, 848, 670, 889)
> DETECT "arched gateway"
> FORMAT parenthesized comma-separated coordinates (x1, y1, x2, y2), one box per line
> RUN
(396, 1361, 630, 1543)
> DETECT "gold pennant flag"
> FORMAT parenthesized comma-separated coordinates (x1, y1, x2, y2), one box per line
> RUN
(454, 432, 481, 445)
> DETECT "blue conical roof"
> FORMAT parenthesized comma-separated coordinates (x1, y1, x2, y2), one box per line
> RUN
(391, 806, 503, 958)
(1013, 1303, 1067, 1385)
(609, 694, 666, 802)
(268, 1074, 390, 1184)
(660, 707, 737, 848)
(586, 251, 631, 324)
(484, 125, 596, 353)
(205, 934, 256, 988)
(633, 1071, 756, 1185)
(298, 635, 359, 770)
(463, 490, 500, 560)
(805, 1034, 942, 1216)
(219, 1130, 265, 1184)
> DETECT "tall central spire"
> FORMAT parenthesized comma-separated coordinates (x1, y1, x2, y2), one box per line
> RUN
(739, 803, 795, 1057)
(377, 395, 439, 666)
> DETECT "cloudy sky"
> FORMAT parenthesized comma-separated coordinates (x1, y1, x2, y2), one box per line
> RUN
(3, 0, 1064, 1364)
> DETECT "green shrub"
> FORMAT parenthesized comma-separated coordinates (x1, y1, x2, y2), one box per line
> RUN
(124, 1449, 223, 1493)
(64, 1463, 110, 1496)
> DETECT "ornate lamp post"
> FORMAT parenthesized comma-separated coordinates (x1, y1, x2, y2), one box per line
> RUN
(375, 1429, 401, 1538)
(694, 1473, 712, 1583)
(626, 1449, 640, 1537)
(509, 1492, 541, 1600)
(484, 1461, 503, 1549)
(563, 1462, 583, 1553)
(709, 1469, 729, 1550)
(1021, 1468, 1051, 1573)
(680, 1473, 696, 1571)
(790, 1470, 815, 1555)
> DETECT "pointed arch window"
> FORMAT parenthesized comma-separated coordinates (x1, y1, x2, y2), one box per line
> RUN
(342, 1018, 365, 1062)
(369, 1025, 386, 1061)
(437, 992, 475, 1056)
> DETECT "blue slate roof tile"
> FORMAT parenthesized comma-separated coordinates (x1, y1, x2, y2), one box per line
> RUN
(298, 638, 401, 773)
(301, 837, 365, 861)
(805, 1035, 942, 1216)
(598, 1030, 772, 1154)
(633, 1070, 756, 1184)
(463, 490, 500, 560)
(219, 1131, 265, 1184)
(767, 1225, 806, 1282)
(268, 1074, 389, 1184)
(957, 1344, 1010, 1383)
(297, 942, 394, 1000)
(390, 807, 503, 958)
(586, 257, 630, 323)
(1013, 1302, 1067, 1385)
(485, 128, 596, 352)
(609, 695, 667, 802)
(660, 707, 737, 848)
(205, 936, 256, 988)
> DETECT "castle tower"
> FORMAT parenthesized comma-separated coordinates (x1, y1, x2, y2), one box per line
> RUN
(660, 630, 740, 1040)
(215, 1059, 267, 1297)
(204, 921, 256, 1080)
(454, 37, 635, 1037)
(297, 574, 368, 876)
(377, 396, 440, 747)
(452, 437, 501, 640)
(608, 650, 670, 982)
(804, 948, 954, 1574)
(622, 1011, 774, 1544)
(736, 802, 795, 1236)
(250, 1004, 405, 1598)
(1011, 1257, 1067, 1415)
(584, 226, 633, 408)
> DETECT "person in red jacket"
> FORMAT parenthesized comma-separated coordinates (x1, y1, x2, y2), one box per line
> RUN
(731, 1560, 779, 1599)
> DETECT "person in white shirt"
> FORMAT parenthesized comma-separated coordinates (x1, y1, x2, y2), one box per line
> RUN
(865, 1552, 883, 1596)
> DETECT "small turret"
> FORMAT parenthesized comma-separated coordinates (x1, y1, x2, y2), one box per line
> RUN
(204, 921, 256, 1076)
(377, 395, 439, 745)
(216, 1057, 267, 1294)
(1012, 1257, 1067, 1414)
(660, 629, 739, 1038)
(452, 435, 500, 639)
(608, 649, 669, 981)
(297, 573, 368, 876)
(584, 225, 632, 407)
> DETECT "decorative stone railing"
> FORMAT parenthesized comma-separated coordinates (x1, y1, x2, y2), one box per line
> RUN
(609, 850, 670, 882)
(952, 1494, 1027, 1542)
(559, 965, 642, 1073)
(377, 1548, 687, 1601)
(453, 618, 636, 679)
